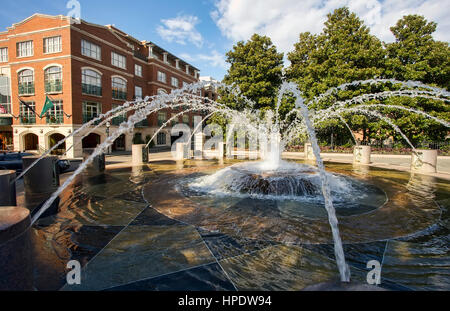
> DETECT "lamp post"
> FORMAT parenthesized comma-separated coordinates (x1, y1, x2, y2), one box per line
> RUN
(106, 121, 111, 154)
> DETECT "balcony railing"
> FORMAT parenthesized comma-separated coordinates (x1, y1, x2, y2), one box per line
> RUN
(82, 113, 100, 124)
(135, 119, 149, 127)
(18, 83, 35, 95)
(111, 115, 127, 126)
(46, 113, 64, 124)
(45, 81, 63, 93)
(112, 89, 127, 100)
(134, 51, 147, 62)
(82, 83, 102, 96)
(20, 115, 36, 124)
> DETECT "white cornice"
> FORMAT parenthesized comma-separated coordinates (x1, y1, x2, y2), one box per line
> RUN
(7, 25, 70, 38)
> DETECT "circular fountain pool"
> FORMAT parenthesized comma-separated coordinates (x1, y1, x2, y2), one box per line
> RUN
(143, 159, 441, 245)
(183, 160, 387, 218)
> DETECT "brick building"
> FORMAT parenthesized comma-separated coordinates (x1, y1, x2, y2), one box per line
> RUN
(0, 14, 206, 157)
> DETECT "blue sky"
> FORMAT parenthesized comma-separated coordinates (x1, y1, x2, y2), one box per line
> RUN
(1, 0, 448, 81)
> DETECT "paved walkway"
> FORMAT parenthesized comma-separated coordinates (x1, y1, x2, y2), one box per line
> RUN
(283, 152, 450, 180)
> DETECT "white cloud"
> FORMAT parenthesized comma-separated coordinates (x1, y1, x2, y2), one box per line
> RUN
(211, 0, 450, 55)
(157, 15, 203, 48)
(180, 50, 228, 69)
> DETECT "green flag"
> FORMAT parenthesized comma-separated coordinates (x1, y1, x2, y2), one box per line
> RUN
(40, 96, 54, 118)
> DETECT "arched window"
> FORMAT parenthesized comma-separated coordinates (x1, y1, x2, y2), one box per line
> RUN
(157, 88, 167, 95)
(82, 69, 102, 96)
(18, 69, 34, 95)
(44, 66, 62, 93)
(112, 77, 127, 100)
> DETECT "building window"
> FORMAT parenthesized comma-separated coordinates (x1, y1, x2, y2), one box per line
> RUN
(46, 100, 63, 124)
(157, 88, 167, 95)
(157, 132, 166, 145)
(111, 103, 126, 126)
(82, 69, 102, 96)
(112, 77, 127, 100)
(82, 102, 101, 123)
(182, 114, 189, 125)
(111, 52, 126, 69)
(81, 39, 101, 60)
(0, 48, 7, 62)
(43, 36, 62, 54)
(171, 77, 179, 88)
(135, 64, 142, 77)
(44, 66, 63, 93)
(135, 86, 142, 99)
(19, 101, 36, 124)
(157, 71, 166, 83)
(17, 41, 33, 57)
(157, 111, 166, 126)
(183, 81, 188, 88)
(18, 69, 34, 95)
(0, 76, 11, 114)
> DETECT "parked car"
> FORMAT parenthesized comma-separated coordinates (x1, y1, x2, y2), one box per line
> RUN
(0, 152, 71, 175)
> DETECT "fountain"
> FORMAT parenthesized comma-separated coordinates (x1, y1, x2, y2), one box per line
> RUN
(4, 79, 449, 289)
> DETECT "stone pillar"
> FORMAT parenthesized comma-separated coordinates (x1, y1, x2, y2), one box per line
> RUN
(194, 132, 204, 159)
(353, 145, 371, 165)
(83, 148, 105, 173)
(304, 143, 316, 161)
(411, 149, 437, 173)
(22, 156, 59, 195)
(0, 170, 16, 206)
(0, 206, 33, 290)
(132, 144, 148, 165)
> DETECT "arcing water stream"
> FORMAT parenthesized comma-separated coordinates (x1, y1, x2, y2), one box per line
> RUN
(27, 79, 449, 283)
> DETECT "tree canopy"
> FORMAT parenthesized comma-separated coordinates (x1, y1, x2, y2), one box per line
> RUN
(218, 7, 449, 145)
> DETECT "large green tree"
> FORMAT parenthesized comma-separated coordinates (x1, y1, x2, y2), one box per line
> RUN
(386, 15, 450, 89)
(220, 34, 284, 112)
(286, 8, 449, 145)
(286, 7, 386, 144)
(286, 7, 386, 99)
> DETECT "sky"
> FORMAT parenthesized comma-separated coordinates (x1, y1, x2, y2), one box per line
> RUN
(0, 0, 448, 81)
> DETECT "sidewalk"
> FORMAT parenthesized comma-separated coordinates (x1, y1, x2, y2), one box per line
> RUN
(283, 152, 450, 180)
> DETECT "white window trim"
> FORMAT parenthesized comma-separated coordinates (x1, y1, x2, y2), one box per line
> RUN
(43, 63, 63, 71)
(16, 40, 34, 58)
(0, 47, 8, 62)
(81, 66, 103, 76)
(135, 64, 142, 77)
(81, 39, 102, 61)
(43, 36, 62, 55)
(111, 51, 127, 69)
(111, 75, 128, 82)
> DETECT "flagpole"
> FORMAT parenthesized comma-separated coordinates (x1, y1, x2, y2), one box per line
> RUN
(18, 95, 42, 119)
(47, 95, 71, 118)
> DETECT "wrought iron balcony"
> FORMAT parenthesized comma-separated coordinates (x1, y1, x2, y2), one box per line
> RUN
(112, 89, 127, 100)
(18, 83, 34, 95)
(82, 113, 100, 124)
(111, 115, 127, 126)
(82, 83, 102, 96)
(19, 115, 36, 124)
(46, 113, 64, 124)
(135, 119, 149, 127)
(45, 81, 63, 93)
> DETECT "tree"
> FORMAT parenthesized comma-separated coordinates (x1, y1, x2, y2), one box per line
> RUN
(286, 7, 386, 100)
(286, 7, 386, 144)
(286, 8, 449, 145)
(220, 34, 284, 112)
(386, 14, 450, 89)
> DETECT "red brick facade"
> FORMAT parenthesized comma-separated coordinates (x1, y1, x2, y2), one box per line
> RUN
(0, 14, 205, 156)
